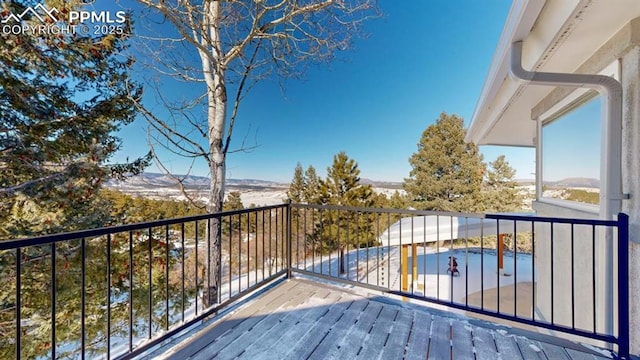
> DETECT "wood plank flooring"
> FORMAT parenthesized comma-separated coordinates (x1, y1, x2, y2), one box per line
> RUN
(150, 278, 611, 360)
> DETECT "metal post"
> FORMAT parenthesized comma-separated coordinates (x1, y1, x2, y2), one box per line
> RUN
(286, 200, 293, 279)
(617, 213, 630, 359)
(411, 244, 418, 290)
(498, 233, 505, 274)
(16, 248, 21, 360)
(401, 245, 408, 292)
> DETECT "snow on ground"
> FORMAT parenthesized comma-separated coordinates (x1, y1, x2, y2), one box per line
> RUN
(107, 181, 409, 207)
(117, 245, 536, 358)
(171, 243, 535, 318)
(372, 187, 405, 197)
(299, 245, 535, 305)
(234, 189, 288, 206)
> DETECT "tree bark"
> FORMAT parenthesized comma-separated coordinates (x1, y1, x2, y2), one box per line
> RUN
(202, 1, 226, 307)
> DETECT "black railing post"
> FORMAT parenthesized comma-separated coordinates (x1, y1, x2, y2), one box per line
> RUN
(217, 216, 223, 305)
(287, 200, 293, 279)
(617, 213, 630, 359)
(16, 248, 21, 360)
(51, 242, 57, 360)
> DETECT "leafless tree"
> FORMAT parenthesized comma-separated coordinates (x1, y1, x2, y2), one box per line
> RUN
(133, 0, 380, 305)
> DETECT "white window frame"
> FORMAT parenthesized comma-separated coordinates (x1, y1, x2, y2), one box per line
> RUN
(535, 61, 620, 214)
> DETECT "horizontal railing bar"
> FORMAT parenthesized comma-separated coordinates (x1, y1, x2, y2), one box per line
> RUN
(1, 204, 620, 251)
(0, 204, 288, 250)
(486, 213, 619, 227)
(293, 203, 620, 226)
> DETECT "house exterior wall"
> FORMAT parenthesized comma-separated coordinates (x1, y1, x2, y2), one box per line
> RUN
(530, 19, 640, 353)
(532, 202, 612, 344)
(621, 42, 640, 355)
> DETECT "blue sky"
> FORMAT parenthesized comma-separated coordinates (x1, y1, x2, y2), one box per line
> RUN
(542, 96, 601, 182)
(113, 1, 539, 183)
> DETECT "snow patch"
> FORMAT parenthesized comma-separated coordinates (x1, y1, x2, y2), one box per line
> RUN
(580, 343, 614, 358)
(528, 344, 541, 352)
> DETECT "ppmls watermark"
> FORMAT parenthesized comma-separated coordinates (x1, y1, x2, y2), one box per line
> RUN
(1, 3, 127, 36)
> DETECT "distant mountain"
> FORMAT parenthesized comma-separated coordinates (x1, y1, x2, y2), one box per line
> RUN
(107, 173, 599, 192)
(106, 172, 287, 189)
(360, 178, 403, 189)
(544, 177, 600, 188)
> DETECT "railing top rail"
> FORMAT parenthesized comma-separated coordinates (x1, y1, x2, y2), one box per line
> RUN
(486, 213, 622, 227)
(292, 203, 624, 227)
(1, 202, 625, 251)
(0, 203, 288, 251)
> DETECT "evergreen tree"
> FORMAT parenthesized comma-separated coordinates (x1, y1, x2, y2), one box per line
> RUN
(404, 113, 485, 212)
(304, 165, 321, 204)
(287, 163, 306, 203)
(0, 0, 150, 240)
(483, 155, 522, 212)
(224, 191, 245, 211)
(0, 2, 153, 357)
(320, 152, 373, 207)
(312, 152, 374, 274)
(388, 191, 411, 210)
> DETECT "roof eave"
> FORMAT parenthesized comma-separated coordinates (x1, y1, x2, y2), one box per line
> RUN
(465, 0, 545, 145)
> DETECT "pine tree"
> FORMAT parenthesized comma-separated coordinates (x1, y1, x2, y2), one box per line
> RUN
(483, 155, 522, 212)
(0, 0, 150, 240)
(0, 2, 151, 357)
(313, 152, 374, 274)
(287, 163, 306, 203)
(388, 191, 411, 210)
(224, 191, 245, 211)
(404, 113, 485, 212)
(304, 165, 321, 204)
(320, 152, 373, 207)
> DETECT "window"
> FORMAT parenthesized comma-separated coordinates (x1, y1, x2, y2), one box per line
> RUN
(540, 95, 601, 205)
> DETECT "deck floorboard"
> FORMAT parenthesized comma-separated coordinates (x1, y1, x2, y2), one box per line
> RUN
(471, 326, 498, 359)
(427, 316, 451, 360)
(451, 320, 475, 360)
(403, 311, 432, 360)
(540, 340, 573, 360)
(151, 278, 615, 360)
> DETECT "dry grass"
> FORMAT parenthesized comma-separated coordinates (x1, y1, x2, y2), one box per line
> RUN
(441, 233, 535, 254)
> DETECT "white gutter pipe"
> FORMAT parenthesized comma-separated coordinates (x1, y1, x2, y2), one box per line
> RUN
(510, 40, 623, 340)
(509, 41, 624, 221)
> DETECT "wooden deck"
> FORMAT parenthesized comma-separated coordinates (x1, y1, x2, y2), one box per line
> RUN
(147, 278, 611, 360)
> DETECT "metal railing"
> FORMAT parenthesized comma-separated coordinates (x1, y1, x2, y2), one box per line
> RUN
(288, 204, 630, 359)
(0, 205, 289, 360)
(0, 203, 630, 359)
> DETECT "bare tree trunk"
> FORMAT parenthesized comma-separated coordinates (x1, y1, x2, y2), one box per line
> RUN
(204, 113, 225, 306)
(132, 0, 380, 305)
(202, 1, 226, 307)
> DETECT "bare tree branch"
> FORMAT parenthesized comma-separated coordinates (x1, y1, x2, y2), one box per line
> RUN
(0, 173, 65, 195)
(130, 0, 379, 305)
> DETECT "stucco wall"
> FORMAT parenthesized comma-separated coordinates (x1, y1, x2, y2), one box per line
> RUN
(621, 43, 640, 355)
(529, 19, 640, 355)
(531, 201, 610, 342)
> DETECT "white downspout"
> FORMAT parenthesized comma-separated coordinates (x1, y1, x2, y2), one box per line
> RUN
(509, 41, 624, 220)
(510, 40, 623, 340)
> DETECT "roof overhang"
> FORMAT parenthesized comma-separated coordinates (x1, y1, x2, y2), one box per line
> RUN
(466, 0, 640, 147)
